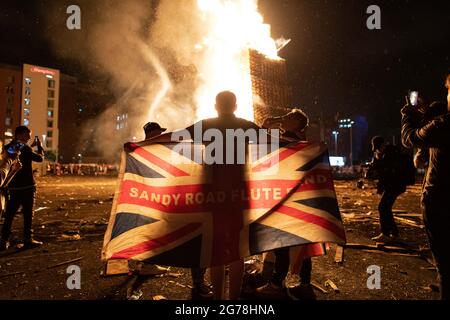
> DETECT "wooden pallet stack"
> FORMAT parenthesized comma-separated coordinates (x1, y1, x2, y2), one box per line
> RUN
(249, 49, 294, 126)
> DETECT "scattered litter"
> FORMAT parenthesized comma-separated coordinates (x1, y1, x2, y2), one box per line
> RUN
(335, 246, 344, 264)
(58, 233, 81, 241)
(156, 272, 182, 278)
(152, 295, 167, 300)
(325, 279, 340, 293)
(394, 216, 424, 228)
(34, 207, 49, 213)
(47, 257, 83, 269)
(419, 286, 433, 292)
(127, 290, 143, 300)
(168, 280, 193, 289)
(310, 281, 328, 294)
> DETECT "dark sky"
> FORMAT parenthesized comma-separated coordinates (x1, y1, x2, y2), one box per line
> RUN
(1, 0, 449, 138)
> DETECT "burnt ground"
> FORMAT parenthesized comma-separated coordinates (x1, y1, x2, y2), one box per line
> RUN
(0, 176, 440, 300)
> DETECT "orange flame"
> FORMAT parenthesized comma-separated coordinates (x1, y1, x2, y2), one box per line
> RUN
(195, 0, 280, 121)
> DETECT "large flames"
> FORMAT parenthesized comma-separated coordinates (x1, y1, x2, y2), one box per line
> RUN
(194, 0, 281, 121)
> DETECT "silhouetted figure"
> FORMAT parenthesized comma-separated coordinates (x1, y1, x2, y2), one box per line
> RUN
(401, 74, 450, 300)
(0, 126, 44, 251)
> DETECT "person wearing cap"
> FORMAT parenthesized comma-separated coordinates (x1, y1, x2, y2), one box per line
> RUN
(143, 122, 167, 140)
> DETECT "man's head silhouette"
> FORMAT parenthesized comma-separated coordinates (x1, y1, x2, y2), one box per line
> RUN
(215, 91, 237, 116)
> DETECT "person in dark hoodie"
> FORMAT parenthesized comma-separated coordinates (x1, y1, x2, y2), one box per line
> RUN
(365, 135, 410, 243)
(401, 74, 450, 300)
(0, 126, 44, 251)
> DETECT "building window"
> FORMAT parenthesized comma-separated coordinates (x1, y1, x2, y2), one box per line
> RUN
(25, 77, 31, 85)
(7, 96, 13, 104)
(47, 110, 54, 118)
(48, 90, 55, 98)
(24, 108, 30, 116)
(48, 80, 56, 88)
(7, 76, 14, 84)
(47, 120, 53, 128)
(47, 140, 52, 149)
(48, 100, 54, 108)
(5, 117, 12, 126)
(47, 131, 53, 138)
(24, 98, 30, 105)
(25, 87, 31, 95)
(23, 118, 29, 126)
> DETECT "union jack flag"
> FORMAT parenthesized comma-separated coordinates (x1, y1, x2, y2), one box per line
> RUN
(102, 141, 346, 269)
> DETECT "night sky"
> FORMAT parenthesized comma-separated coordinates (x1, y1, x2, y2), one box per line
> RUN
(1, 0, 449, 139)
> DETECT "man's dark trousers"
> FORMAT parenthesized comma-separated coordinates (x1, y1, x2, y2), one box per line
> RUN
(423, 194, 450, 300)
(1, 187, 36, 242)
(378, 190, 401, 237)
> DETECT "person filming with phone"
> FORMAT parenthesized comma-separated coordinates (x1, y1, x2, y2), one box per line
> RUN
(0, 126, 45, 251)
(0, 143, 22, 187)
(401, 74, 450, 300)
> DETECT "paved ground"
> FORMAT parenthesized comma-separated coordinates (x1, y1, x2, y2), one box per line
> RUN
(0, 176, 440, 300)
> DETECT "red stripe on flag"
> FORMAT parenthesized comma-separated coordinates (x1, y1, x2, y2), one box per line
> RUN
(118, 179, 302, 213)
(133, 147, 190, 177)
(277, 205, 346, 240)
(252, 142, 312, 172)
(110, 223, 202, 259)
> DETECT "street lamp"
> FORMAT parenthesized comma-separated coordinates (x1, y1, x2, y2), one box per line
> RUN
(332, 131, 339, 155)
(339, 119, 355, 167)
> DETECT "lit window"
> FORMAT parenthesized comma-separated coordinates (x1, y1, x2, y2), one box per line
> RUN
(25, 87, 31, 95)
(116, 124, 120, 130)
(47, 141, 52, 149)
(24, 108, 30, 116)
(47, 131, 53, 138)
(48, 110, 54, 118)
(25, 77, 31, 85)
(116, 116, 120, 121)
(23, 118, 29, 126)
(48, 80, 56, 88)
(48, 90, 55, 98)
(5, 117, 12, 126)
(24, 98, 30, 105)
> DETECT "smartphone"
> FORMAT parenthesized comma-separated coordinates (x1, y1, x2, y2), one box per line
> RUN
(34, 136, 39, 143)
(6, 142, 25, 155)
(409, 91, 419, 106)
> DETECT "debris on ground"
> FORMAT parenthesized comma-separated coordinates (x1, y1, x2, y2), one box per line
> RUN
(325, 279, 340, 293)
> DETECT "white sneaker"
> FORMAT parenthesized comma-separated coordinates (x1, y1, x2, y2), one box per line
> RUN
(371, 233, 396, 243)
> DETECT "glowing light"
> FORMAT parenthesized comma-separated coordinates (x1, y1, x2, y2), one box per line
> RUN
(195, 0, 281, 121)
